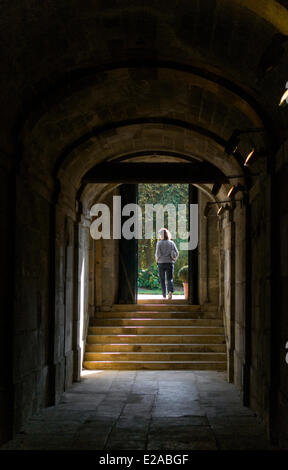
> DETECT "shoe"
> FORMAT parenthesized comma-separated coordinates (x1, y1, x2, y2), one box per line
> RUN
(168, 292, 172, 300)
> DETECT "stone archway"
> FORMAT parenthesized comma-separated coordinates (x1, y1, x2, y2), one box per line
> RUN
(2, 0, 288, 447)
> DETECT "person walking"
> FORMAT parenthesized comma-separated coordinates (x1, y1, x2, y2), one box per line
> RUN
(155, 228, 179, 299)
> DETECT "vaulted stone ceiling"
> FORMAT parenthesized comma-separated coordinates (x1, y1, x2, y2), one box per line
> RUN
(2, 0, 288, 198)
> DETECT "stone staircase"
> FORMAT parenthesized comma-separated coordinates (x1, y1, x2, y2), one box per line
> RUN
(83, 301, 227, 370)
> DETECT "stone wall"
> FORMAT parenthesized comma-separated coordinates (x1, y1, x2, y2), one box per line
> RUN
(217, 178, 273, 431)
(76, 219, 90, 372)
(233, 203, 247, 394)
(273, 140, 288, 447)
(248, 175, 272, 426)
(198, 191, 220, 311)
(218, 176, 273, 428)
(102, 238, 119, 308)
(221, 211, 235, 382)
(88, 237, 95, 318)
(90, 189, 119, 312)
(53, 204, 76, 402)
(101, 190, 119, 307)
(11, 165, 88, 433)
(13, 171, 52, 431)
(0, 159, 14, 444)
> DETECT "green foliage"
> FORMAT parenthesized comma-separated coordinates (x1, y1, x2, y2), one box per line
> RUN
(178, 265, 189, 283)
(138, 264, 160, 289)
(138, 183, 189, 208)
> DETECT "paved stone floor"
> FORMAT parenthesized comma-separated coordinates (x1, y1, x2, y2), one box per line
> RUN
(1, 371, 274, 450)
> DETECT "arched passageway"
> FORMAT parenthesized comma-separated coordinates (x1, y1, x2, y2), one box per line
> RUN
(1, 0, 288, 449)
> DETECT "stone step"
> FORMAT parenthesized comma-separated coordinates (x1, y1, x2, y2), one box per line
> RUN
(88, 326, 224, 335)
(87, 334, 226, 344)
(85, 303, 226, 371)
(91, 318, 223, 327)
(83, 361, 227, 371)
(137, 299, 187, 304)
(112, 304, 202, 312)
(85, 343, 227, 353)
(84, 351, 227, 361)
(95, 311, 206, 319)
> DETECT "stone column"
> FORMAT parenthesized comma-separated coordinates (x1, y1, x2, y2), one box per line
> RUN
(221, 209, 235, 383)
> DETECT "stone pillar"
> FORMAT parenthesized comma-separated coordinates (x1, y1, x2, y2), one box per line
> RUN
(76, 215, 91, 372)
(198, 191, 220, 316)
(221, 209, 235, 383)
(234, 200, 249, 401)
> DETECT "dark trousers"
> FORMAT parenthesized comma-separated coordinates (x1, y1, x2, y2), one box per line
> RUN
(158, 263, 174, 297)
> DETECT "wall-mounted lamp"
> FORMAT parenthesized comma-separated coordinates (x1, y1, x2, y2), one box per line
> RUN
(224, 130, 240, 155)
(227, 186, 236, 198)
(279, 84, 288, 107)
(204, 201, 233, 218)
(217, 206, 224, 216)
(225, 128, 266, 166)
(217, 205, 230, 216)
(244, 148, 269, 167)
(244, 148, 256, 166)
(227, 184, 245, 198)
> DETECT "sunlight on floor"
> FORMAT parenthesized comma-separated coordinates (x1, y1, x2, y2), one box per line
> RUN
(81, 369, 104, 377)
(138, 294, 185, 300)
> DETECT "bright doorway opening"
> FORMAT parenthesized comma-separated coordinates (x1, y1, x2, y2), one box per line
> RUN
(137, 183, 189, 302)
